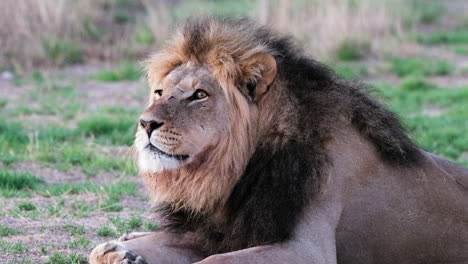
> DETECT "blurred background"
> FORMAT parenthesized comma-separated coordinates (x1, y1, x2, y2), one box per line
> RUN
(0, 0, 467, 263)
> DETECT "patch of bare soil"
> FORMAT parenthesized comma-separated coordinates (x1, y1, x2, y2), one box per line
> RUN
(0, 80, 32, 102)
(427, 75, 468, 88)
(78, 80, 147, 111)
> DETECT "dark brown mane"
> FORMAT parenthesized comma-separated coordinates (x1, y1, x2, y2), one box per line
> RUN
(156, 17, 422, 256)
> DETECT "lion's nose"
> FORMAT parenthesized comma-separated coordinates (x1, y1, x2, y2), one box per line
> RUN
(139, 119, 164, 136)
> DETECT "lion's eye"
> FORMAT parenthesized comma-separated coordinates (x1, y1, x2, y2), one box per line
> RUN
(154, 89, 163, 99)
(193, 89, 208, 100)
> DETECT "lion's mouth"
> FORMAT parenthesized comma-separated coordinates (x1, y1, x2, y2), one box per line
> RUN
(147, 144, 189, 161)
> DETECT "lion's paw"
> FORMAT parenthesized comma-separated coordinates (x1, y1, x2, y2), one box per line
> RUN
(89, 241, 148, 264)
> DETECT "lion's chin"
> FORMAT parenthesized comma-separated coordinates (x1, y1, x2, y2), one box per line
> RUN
(138, 147, 190, 173)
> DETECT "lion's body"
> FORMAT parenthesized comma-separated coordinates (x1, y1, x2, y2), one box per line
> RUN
(330, 128, 468, 264)
(90, 18, 468, 264)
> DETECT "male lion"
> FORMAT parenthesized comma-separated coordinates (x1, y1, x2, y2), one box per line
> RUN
(90, 18, 468, 264)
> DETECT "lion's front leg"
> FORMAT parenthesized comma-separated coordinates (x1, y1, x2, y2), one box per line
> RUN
(195, 242, 334, 264)
(89, 231, 204, 264)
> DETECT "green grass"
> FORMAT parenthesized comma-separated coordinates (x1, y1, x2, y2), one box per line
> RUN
(417, 30, 468, 45)
(37, 125, 78, 143)
(0, 171, 43, 192)
(40, 181, 138, 213)
(46, 252, 87, 264)
(0, 116, 135, 175)
(144, 222, 159, 232)
(42, 38, 84, 66)
(399, 76, 438, 92)
(406, 107, 467, 163)
(67, 237, 91, 249)
(0, 240, 29, 254)
(109, 215, 143, 234)
(333, 63, 369, 79)
(454, 45, 468, 55)
(113, 9, 131, 24)
(35, 143, 136, 176)
(9, 81, 82, 119)
(0, 120, 28, 164)
(82, 20, 102, 41)
(0, 225, 22, 237)
(65, 224, 86, 236)
(413, 0, 445, 24)
(389, 57, 454, 77)
(374, 79, 468, 166)
(70, 200, 94, 217)
(135, 27, 155, 45)
(0, 98, 7, 109)
(96, 225, 116, 237)
(92, 62, 142, 82)
(47, 198, 65, 217)
(77, 111, 137, 146)
(335, 39, 370, 61)
(17, 201, 37, 211)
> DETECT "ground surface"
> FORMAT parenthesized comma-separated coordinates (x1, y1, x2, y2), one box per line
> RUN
(0, 1, 467, 263)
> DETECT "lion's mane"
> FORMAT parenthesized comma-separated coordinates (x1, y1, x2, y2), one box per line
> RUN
(143, 17, 422, 256)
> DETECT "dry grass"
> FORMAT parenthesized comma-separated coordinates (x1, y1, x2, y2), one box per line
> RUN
(0, 0, 416, 72)
(0, 0, 99, 71)
(255, 0, 410, 60)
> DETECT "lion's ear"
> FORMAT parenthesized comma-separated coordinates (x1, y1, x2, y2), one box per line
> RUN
(242, 53, 277, 101)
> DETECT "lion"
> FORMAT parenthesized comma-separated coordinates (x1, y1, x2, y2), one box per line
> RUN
(89, 18, 468, 264)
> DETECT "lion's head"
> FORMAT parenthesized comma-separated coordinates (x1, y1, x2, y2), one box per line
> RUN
(135, 18, 281, 212)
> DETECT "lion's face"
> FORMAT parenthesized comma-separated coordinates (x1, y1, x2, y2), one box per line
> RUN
(135, 64, 230, 172)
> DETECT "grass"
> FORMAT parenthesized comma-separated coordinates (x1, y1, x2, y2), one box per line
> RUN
(42, 37, 84, 66)
(333, 63, 369, 79)
(389, 57, 455, 77)
(335, 39, 370, 61)
(109, 215, 143, 234)
(65, 224, 85, 236)
(67, 237, 91, 249)
(113, 9, 131, 24)
(0, 120, 28, 164)
(1, 107, 136, 176)
(8, 79, 82, 119)
(70, 200, 94, 217)
(92, 62, 142, 82)
(17, 201, 37, 211)
(454, 45, 468, 55)
(374, 79, 468, 166)
(412, 0, 445, 24)
(0, 225, 22, 237)
(135, 27, 155, 45)
(0, 239, 29, 254)
(417, 30, 468, 45)
(96, 225, 116, 237)
(77, 108, 138, 146)
(0, 98, 7, 109)
(399, 76, 437, 92)
(46, 252, 87, 264)
(406, 107, 467, 163)
(0, 171, 43, 191)
(35, 143, 136, 176)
